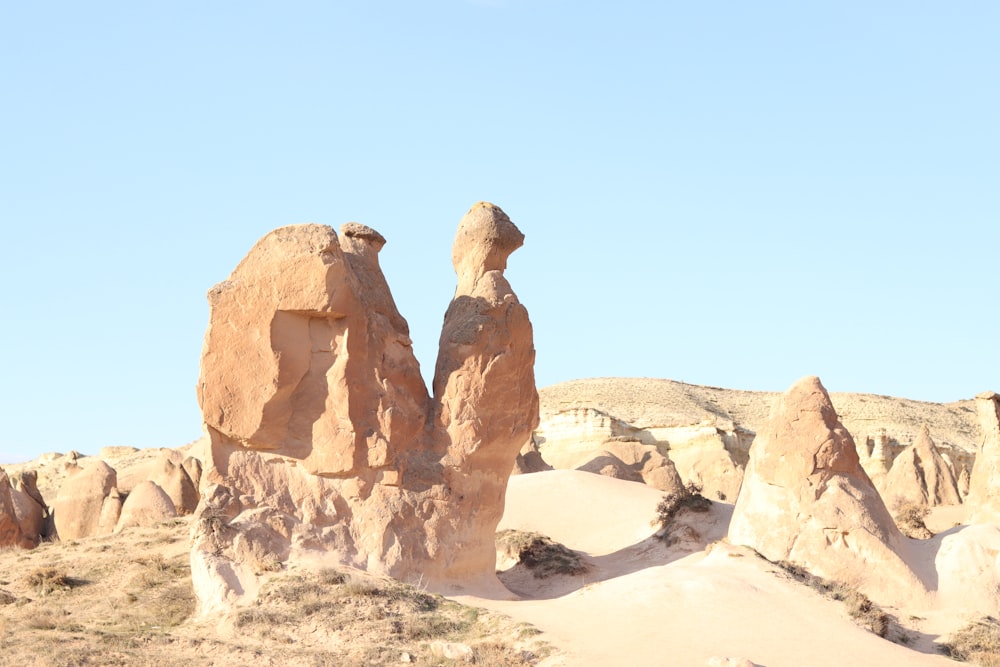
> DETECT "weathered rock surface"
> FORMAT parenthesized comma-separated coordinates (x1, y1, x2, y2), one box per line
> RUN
(191, 203, 537, 612)
(535, 378, 981, 499)
(148, 450, 199, 515)
(541, 439, 685, 493)
(9, 470, 49, 546)
(533, 405, 745, 500)
(0, 469, 29, 548)
(881, 425, 962, 509)
(728, 376, 925, 602)
(966, 391, 1000, 524)
(53, 460, 119, 541)
(116, 481, 178, 531)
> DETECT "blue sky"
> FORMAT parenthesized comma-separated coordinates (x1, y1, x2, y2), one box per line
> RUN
(1, 2, 997, 463)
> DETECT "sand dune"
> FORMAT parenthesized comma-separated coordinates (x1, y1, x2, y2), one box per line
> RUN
(462, 470, 957, 667)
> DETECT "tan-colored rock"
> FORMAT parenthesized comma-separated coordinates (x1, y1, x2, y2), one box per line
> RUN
(966, 391, 1000, 524)
(574, 451, 645, 483)
(533, 406, 743, 500)
(116, 481, 177, 531)
(728, 376, 925, 602)
(0, 469, 28, 548)
(149, 451, 199, 515)
(882, 425, 962, 509)
(191, 203, 537, 612)
(9, 470, 47, 546)
(53, 460, 118, 540)
(512, 439, 552, 474)
(182, 455, 203, 489)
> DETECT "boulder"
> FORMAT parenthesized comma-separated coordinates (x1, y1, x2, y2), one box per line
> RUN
(728, 376, 925, 602)
(966, 392, 1000, 524)
(881, 425, 962, 509)
(191, 203, 538, 612)
(116, 481, 178, 531)
(53, 460, 118, 540)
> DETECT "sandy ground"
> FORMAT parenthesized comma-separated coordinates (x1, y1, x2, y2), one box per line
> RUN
(456, 470, 957, 667)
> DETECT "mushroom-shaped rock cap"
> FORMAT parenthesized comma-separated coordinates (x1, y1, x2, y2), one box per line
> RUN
(340, 223, 387, 253)
(452, 202, 524, 279)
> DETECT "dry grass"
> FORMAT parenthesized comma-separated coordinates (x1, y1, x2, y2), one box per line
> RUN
(0, 518, 549, 666)
(942, 617, 1000, 666)
(496, 530, 589, 579)
(774, 560, 891, 638)
(234, 568, 549, 665)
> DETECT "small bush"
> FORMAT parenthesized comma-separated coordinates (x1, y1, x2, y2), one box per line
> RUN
(942, 617, 1000, 666)
(654, 483, 712, 533)
(25, 567, 71, 595)
(495, 531, 588, 578)
(894, 503, 933, 539)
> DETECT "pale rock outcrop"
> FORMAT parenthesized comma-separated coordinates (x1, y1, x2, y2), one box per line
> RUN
(148, 450, 199, 515)
(534, 408, 740, 498)
(855, 430, 897, 490)
(728, 376, 925, 602)
(512, 439, 552, 474)
(662, 426, 743, 501)
(53, 460, 119, 540)
(191, 203, 537, 612)
(881, 425, 962, 509)
(575, 451, 645, 483)
(182, 455, 203, 488)
(966, 391, 1000, 524)
(116, 481, 178, 531)
(546, 440, 685, 493)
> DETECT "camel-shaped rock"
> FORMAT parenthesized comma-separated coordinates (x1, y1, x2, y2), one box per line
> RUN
(191, 202, 538, 612)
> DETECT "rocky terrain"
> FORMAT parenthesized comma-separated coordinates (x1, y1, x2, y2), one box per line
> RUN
(1, 202, 998, 666)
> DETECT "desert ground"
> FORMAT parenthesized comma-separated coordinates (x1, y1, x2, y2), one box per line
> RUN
(0, 413, 993, 667)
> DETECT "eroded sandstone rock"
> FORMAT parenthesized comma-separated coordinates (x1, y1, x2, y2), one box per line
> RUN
(148, 450, 199, 515)
(116, 481, 177, 531)
(0, 469, 28, 548)
(966, 391, 1000, 524)
(882, 425, 962, 509)
(191, 203, 537, 612)
(9, 470, 48, 547)
(53, 460, 119, 541)
(728, 376, 925, 602)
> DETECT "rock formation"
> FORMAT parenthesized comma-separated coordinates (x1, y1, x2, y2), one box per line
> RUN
(9, 470, 49, 546)
(533, 406, 743, 500)
(540, 439, 685, 493)
(881, 425, 962, 509)
(116, 481, 178, 531)
(148, 450, 199, 515)
(966, 391, 1000, 524)
(53, 460, 121, 540)
(191, 202, 537, 612)
(728, 376, 925, 601)
(0, 468, 31, 548)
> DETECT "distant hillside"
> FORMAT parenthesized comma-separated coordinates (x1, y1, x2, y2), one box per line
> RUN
(539, 377, 981, 453)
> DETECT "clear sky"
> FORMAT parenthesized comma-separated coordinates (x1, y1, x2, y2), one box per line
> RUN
(1, 2, 997, 464)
